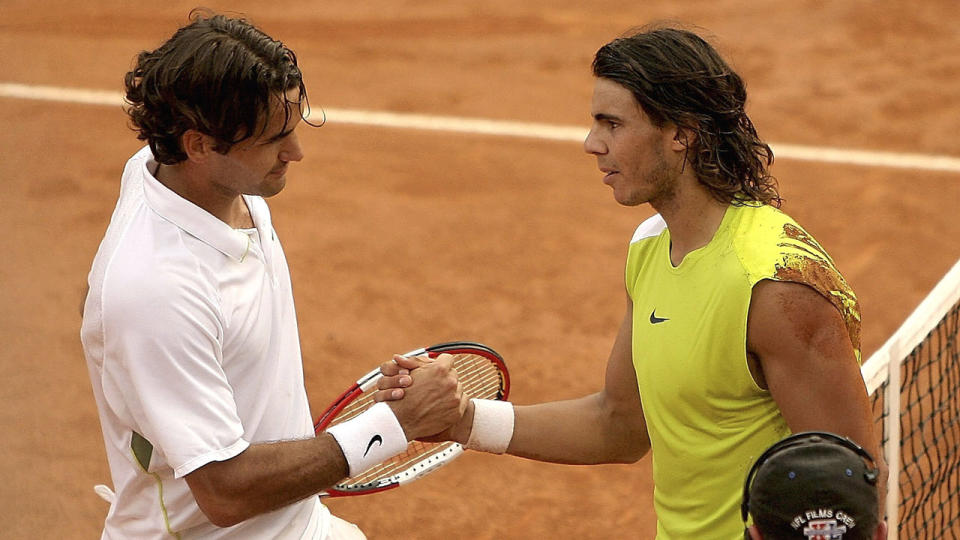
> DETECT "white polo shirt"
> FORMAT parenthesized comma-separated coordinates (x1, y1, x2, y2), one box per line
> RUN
(81, 146, 329, 539)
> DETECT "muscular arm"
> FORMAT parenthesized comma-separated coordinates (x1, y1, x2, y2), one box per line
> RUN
(185, 434, 347, 527)
(186, 357, 464, 527)
(747, 279, 883, 472)
(444, 296, 650, 465)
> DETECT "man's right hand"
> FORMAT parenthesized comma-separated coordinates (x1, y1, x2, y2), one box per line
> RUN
(375, 354, 425, 400)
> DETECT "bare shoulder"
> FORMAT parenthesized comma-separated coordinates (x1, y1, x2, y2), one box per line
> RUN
(746, 279, 859, 396)
(748, 279, 851, 353)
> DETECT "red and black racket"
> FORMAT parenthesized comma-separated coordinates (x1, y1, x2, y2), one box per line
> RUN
(314, 341, 510, 497)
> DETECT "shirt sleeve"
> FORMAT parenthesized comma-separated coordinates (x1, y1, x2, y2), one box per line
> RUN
(99, 253, 249, 478)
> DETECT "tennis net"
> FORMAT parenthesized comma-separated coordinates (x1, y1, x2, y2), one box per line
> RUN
(861, 258, 960, 540)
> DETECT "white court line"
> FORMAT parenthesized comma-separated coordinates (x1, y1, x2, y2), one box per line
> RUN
(4, 81, 960, 173)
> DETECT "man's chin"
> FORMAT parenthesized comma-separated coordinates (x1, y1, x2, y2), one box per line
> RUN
(613, 191, 645, 207)
(259, 176, 287, 198)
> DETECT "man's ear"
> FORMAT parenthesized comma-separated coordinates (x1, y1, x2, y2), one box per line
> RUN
(669, 126, 694, 152)
(181, 130, 216, 162)
(747, 525, 763, 540)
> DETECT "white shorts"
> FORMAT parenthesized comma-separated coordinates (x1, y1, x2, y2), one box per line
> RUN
(301, 499, 365, 540)
(327, 515, 366, 540)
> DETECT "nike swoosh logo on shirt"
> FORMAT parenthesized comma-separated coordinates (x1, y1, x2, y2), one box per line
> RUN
(364, 434, 384, 457)
(649, 310, 670, 324)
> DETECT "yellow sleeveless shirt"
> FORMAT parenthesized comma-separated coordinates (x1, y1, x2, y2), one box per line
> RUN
(625, 203, 860, 539)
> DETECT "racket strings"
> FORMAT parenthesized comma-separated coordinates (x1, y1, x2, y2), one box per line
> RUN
(455, 358, 506, 398)
(336, 393, 377, 424)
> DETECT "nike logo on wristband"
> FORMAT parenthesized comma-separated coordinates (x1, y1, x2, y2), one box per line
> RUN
(364, 434, 384, 457)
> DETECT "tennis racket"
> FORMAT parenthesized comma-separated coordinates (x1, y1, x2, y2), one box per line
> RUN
(315, 341, 510, 497)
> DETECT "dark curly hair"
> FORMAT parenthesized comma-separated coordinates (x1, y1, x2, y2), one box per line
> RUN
(123, 9, 311, 164)
(593, 25, 780, 206)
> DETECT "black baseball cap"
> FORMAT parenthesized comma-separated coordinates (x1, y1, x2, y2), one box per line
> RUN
(744, 432, 880, 540)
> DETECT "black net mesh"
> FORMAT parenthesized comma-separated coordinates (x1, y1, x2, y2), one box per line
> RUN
(871, 302, 960, 539)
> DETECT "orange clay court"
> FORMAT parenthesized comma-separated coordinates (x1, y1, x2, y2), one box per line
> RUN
(2, 1, 960, 538)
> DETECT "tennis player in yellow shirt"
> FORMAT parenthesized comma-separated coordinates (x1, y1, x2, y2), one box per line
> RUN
(381, 24, 882, 539)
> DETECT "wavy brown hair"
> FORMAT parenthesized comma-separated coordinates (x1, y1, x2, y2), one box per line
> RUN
(593, 25, 780, 206)
(123, 9, 312, 164)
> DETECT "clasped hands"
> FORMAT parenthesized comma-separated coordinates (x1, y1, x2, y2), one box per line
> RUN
(373, 354, 471, 443)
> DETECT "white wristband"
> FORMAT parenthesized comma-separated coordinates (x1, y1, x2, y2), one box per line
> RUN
(326, 402, 409, 477)
(465, 399, 514, 454)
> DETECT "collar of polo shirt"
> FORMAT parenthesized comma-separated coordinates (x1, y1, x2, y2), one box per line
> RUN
(140, 153, 266, 262)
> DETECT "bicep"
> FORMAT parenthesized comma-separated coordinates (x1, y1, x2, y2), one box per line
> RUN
(748, 280, 876, 450)
(599, 297, 649, 451)
(603, 299, 641, 408)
